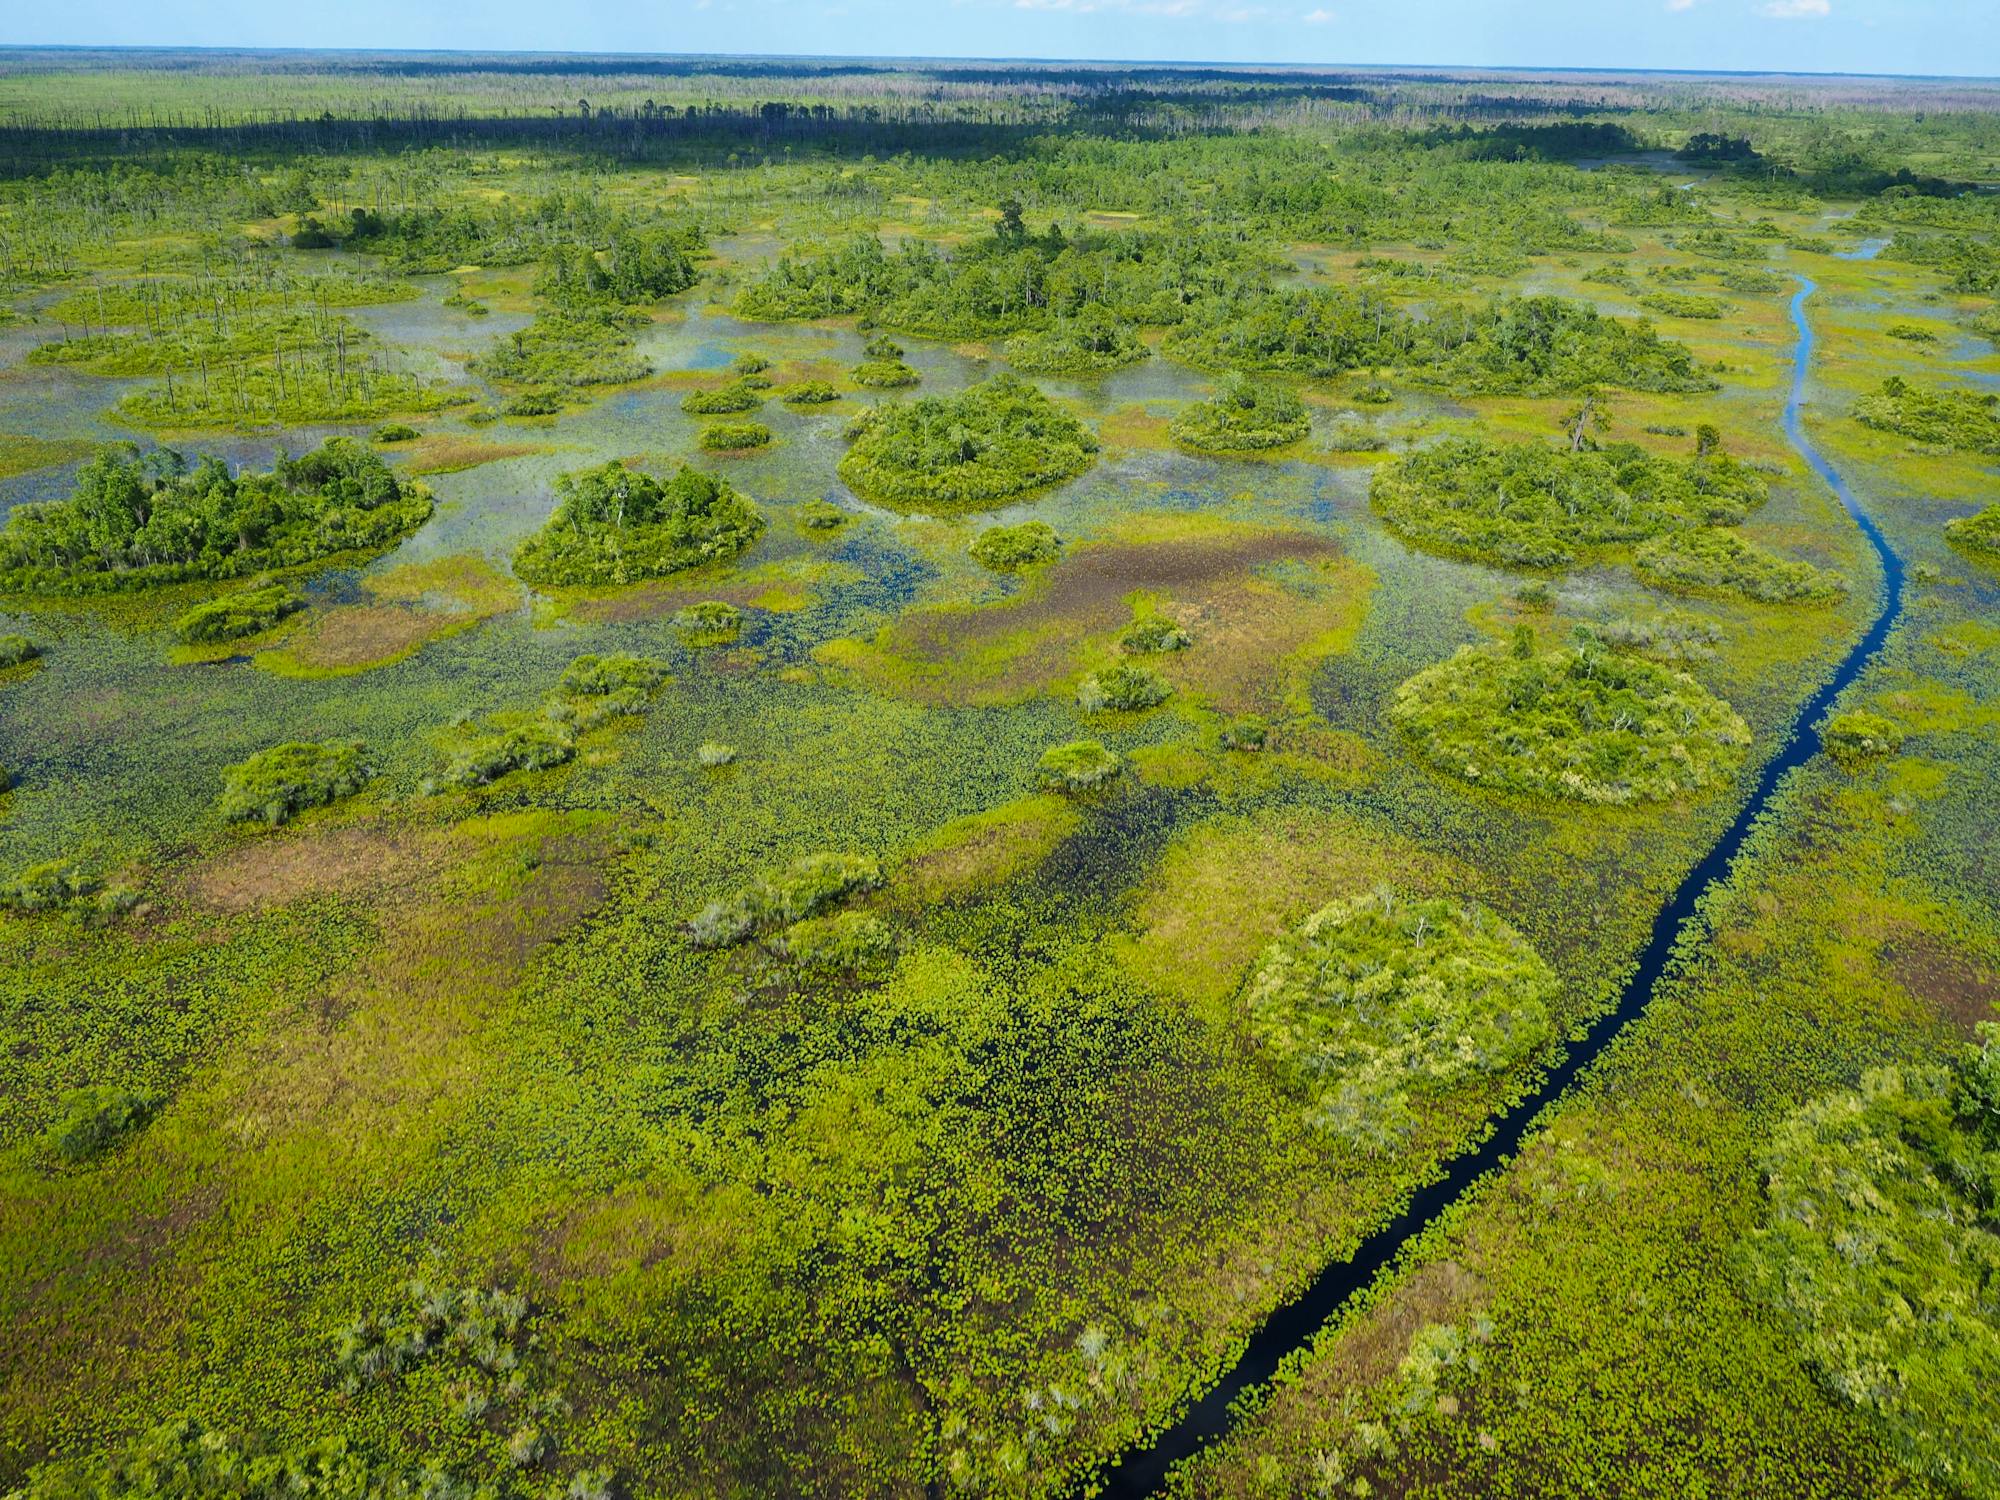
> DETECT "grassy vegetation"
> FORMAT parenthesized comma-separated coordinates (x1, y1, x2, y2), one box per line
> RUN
(968, 520, 1061, 572)
(173, 584, 306, 645)
(1854, 376, 2000, 454)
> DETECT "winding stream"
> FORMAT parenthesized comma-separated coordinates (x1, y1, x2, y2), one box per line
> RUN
(1088, 264, 1906, 1496)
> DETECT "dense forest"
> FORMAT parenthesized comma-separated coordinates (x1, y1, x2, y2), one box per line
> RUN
(0, 47, 1996, 1500)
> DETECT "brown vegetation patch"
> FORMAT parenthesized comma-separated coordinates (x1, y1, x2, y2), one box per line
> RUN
(566, 578, 764, 625)
(189, 824, 432, 915)
(277, 603, 443, 670)
(1884, 931, 2000, 1033)
(399, 434, 545, 475)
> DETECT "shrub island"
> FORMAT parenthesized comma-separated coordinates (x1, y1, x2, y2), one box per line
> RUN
(1169, 375, 1309, 454)
(698, 421, 773, 452)
(1038, 740, 1124, 793)
(174, 583, 307, 645)
(511, 462, 764, 588)
(1944, 501, 2000, 560)
(1633, 526, 1845, 604)
(838, 374, 1098, 512)
(218, 740, 372, 827)
(969, 520, 1061, 572)
(1003, 306, 1150, 375)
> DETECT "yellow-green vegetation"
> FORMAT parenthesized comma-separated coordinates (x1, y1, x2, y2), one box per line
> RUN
(681, 379, 765, 414)
(1854, 376, 2000, 454)
(850, 356, 920, 388)
(1740, 1028, 2000, 1499)
(1946, 501, 2000, 561)
(1004, 305, 1150, 374)
(1169, 375, 1309, 453)
(173, 583, 305, 645)
(1371, 437, 1769, 568)
(1038, 739, 1124, 792)
(1639, 289, 1730, 319)
(0, 439, 431, 595)
(511, 462, 764, 587)
(1390, 632, 1752, 804)
(688, 850, 883, 949)
(1246, 890, 1556, 1146)
(697, 420, 772, 451)
(968, 519, 1061, 571)
(779, 380, 841, 404)
(1634, 525, 1846, 603)
(1822, 708, 1904, 769)
(1077, 661, 1172, 713)
(674, 599, 742, 644)
(218, 740, 372, 827)
(0, 634, 39, 668)
(37, 1084, 157, 1162)
(0, 859, 135, 917)
(0, 435, 95, 481)
(837, 374, 1097, 511)
(545, 653, 669, 730)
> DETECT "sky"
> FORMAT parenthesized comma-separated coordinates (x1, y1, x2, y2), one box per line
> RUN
(4, 0, 1995, 80)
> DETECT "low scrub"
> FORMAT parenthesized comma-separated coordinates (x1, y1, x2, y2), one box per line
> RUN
(681, 380, 765, 415)
(1004, 307, 1150, 375)
(1854, 376, 2000, 454)
(41, 1084, 158, 1162)
(1078, 663, 1172, 714)
(1390, 633, 1751, 804)
(839, 375, 1097, 512)
(219, 740, 372, 826)
(1822, 709, 1903, 769)
(173, 583, 306, 644)
(1169, 375, 1308, 453)
(1634, 527, 1845, 603)
(698, 421, 772, 452)
(688, 852, 883, 949)
(1038, 740, 1123, 792)
(512, 462, 764, 588)
(969, 521, 1061, 571)
(1945, 501, 2000, 560)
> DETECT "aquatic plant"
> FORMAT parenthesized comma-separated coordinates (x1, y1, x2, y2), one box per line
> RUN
(797, 499, 851, 531)
(512, 463, 764, 588)
(783, 910, 896, 978)
(40, 1084, 158, 1162)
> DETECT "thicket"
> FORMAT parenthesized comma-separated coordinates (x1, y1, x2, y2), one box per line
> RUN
(687, 852, 883, 950)
(174, 583, 306, 644)
(511, 462, 764, 588)
(674, 601, 742, 645)
(969, 520, 1060, 571)
(1371, 438, 1768, 568)
(837, 374, 1097, 511)
(1944, 501, 2000, 560)
(1634, 527, 1845, 604)
(1245, 890, 1556, 1148)
(1077, 663, 1171, 713)
(1003, 305, 1149, 375)
(0, 439, 431, 595)
(779, 380, 840, 404)
(218, 740, 372, 827)
(681, 380, 764, 414)
(0, 633, 39, 667)
(1740, 1027, 2000, 1500)
(1638, 290, 1728, 319)
(39, 1084, 157, 1162)
(470, 306, 651, 403)
(697, 421, 771, 451)
(1854, 376, 2000, 454)
(1038, 740, 1123, 792)
(1389, 633, 1751, 804)
(546, 653, 668, 730)
(1169, 376, 1309, 453)
(1822, 710, 1903, 769)
(432, 717, 575, 791)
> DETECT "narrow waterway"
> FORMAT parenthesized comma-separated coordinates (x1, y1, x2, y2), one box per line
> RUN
(1087, 266, 1905, 1496)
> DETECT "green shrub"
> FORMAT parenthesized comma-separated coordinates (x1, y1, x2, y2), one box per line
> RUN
(42, 1084, 157, 1162)
(698, 421, 772, 452)
(780, 381, 841, 405)
(1245, 889, 1556, 1148)
(501, 389, 563, 417)
(1169, 375, 1309, 453)
(1739, 1026, 2000, 1500)
(1220, 715, 1269, 751)
(1854, 376, 2000, 454)
(674, 600, 742, 645)
(1372, 437, 1769, 568)
(863, 335, 904, 359)
(681, 380, 764, 415)
(1120, 615, 1191, 654)
(1822, 709, 1903, 769)
(433, 719, 575, 791)
(1351, 381, 1394, 405)
(0, 438, 432, 595)
(969, 520, 1061, 571)
(1597, 611, 1722, 663)
(697, 741, 737, 768)
(1325, 420, 1388, 452)
(0, 860, 134, 916)
(1945, 501, 2000, 560)
(784, 910, 896, 978)
(547, 653, 667, 729)
(1078, 663, 1171, 714)
(1038, 740, 1123, 792)
(1638, 291, 1729, 319)
(1411, 294, 1717, 395)
(1885, 321, 1938, 343)
(371, 422, 419, 443)
(1389, 635, 1751, 804)
(173, 584, 306, 645)
(1634, 526, 1845, 603)
(732, 352, 772, 376)
(471, 305, 649, 393)
(512, 462, 764, 588)
(219, 740, 371, 826)
(688, 852, 883, 949)
(839, 375, 1097, 512)
(851, 358, 920, 389)
(1003, 306, 1149, 375)
(798, 499, 851, 530)
(0, 632, 39, 667)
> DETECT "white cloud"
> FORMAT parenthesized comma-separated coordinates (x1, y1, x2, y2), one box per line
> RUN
(1665, 0, 1699, 11)
(1303, 6, 1335, 20)
(1762, 0, 1830, 15)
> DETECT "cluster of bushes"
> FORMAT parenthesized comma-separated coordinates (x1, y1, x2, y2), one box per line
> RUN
(688, 851, 883, 950)
(219, 740, 372, 827)
(838, 375, 1098, 511)
(1596, 611, 1723, 663)
(1634, 527, 1845, 604)
(545, 653, 668, 731)
(1822, 709, 1903, 769)
(781, 909, 897, 980)
(1169, 375, 1309, 453)
(1945, 501, 2000, 560)
(1389, 632, 1751, 804)
(372, 423, 420, 443)
(1003, 306, 1150, 375)
(1412, 294, 1718, 396)
(1740, 1026, 2000, 1500)
(0, 439, 432, 595)
(40, 1084, 157, 1162)
(1371, 437, 1769, 568)
(174, 583, 306, 644)
(469, 306, 651, 408)
(1038, 740, 1124, 793)
(0, 859, 137, 917)
(1244, 889, 1556, 1148)
(1120, 615, 1191, 654)
(431, 654, 667, 791)
(779, 381, 841, 405)
(1637, 291, 1729, 319)
(681, 380, 764, 414)
(697, 422, 772, 452)
(1854, 376, 2000, 454)
(674, 601, 742, 645)
(512, 462, 764, 588)
(0, 632, 40, 667)
(1077, 663, 1171, 713)
(850, 354, 921, 388)
(969, 520, 1061, 571)
(797, 499, 850, 531)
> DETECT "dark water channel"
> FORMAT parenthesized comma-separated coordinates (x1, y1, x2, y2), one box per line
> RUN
(1086, 265, 1906, 1496)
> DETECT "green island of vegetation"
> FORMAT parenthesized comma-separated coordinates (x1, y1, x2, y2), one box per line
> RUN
(837, 374, 1097, 511)
(1945, 501, 2000, 560)
(1169, 375, 1310, 453)
(1371, 436, 1769, 568)
(1634, 525, 1846, 603)
(173, 583, 307, 644)
(968, 520, 1061, 571)
(511, 462, 764, 587)
(1003, 305, 1150, 374)
(1854, 376, 2000, 453)
(0, 438, 431, 595)
(1389, 631, 1752, 803)
(218, 740, 372, 827)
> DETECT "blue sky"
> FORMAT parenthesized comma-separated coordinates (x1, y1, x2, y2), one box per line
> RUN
(7, 0, 1995, 79)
